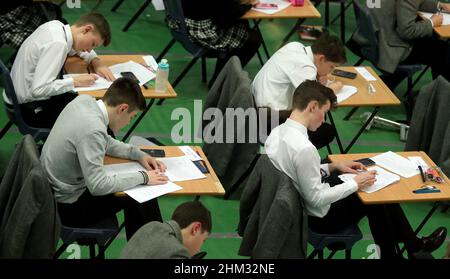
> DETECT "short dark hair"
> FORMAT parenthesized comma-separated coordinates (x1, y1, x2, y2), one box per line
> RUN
(311, 33, 346, 64)
(292, 80, 337, 111)
(74, 13, 111, 46)
(172, 201, 212, 233)
(102, 77, 146, 111)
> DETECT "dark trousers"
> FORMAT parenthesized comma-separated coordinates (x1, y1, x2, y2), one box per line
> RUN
(209, 28, 262, 88)
(20, 92, 77, 128)
(57, 191, 162, 240)
(381, 37, 450, 90)
(308, 174, 421, 259)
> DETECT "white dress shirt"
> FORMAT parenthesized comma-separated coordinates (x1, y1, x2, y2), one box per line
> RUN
(252, 42, 317, 110)
(265, 119, 358, 217)
(5, 20, 98, 104)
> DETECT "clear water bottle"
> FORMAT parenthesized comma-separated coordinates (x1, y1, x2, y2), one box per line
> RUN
(155, 59, 169, 92)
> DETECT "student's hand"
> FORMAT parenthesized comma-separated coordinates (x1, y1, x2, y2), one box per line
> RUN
(431, 13, 443, 27)
(95, 65, 116, 81)
(354, 170, 377, 190)
(318, 75, 328, 85)
(332, 161, 367, 174)
(139, 155, 167, 172)
(73, 74, 98, 87)
(440, 3, 450, 13)
(328, 81, 343, 93)
(146, 169, 168, 185)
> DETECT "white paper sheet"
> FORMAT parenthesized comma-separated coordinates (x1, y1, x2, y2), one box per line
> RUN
(64, 73, 121, 91)
(109, 60, 156, 85)
(124, 181, 182, 203)
(370, 151, 419, 178)
(355, 67, 377, 81)
(336, 85, 358, 103)
(157, 156, 206, 182)
(251, 0, 291, 14)
(420, 12, 450, 26)
(104, 161, 146, 175)
(142, 55, 158, 72)
(408, 156, 428, 168)
(179, 146, 203, 161)
(339, 166, 400, 193)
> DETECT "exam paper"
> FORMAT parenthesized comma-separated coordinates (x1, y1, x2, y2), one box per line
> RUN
(109, 60, 156, 85)
(64, 73, 121, 91)
(179, 146, 203, 161)
(336, 85, 358, 103)
(124, 181, 182, 203)
(339, 166, 400, 193)
(157, 156, 206, 182)
(252, 0, 291, 15)
(371, 151, 419, 178)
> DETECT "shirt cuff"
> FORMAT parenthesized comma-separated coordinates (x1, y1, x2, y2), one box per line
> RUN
(348, 178, 358, 192)
(64, 77, 75, 91)
(320, 164, 330, 177)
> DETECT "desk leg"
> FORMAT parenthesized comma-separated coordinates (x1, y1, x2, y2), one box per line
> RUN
(252, 20, 270, 60)
(122, 99, 155, 142)
(122, 0, 152, 32)
(280, 18, 305, 49)
(327, 111, 345, 154)
(343, 107, 359, 121)
(343, 106, 379, 154)
(111, 0, 125, 11)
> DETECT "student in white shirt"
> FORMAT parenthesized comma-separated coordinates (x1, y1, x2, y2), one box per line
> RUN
(265, 80, 447, 259)
(6, 13, 115, 128)
(252, 33, 346, 149)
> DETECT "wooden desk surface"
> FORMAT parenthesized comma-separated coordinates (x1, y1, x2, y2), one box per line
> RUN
(328, 151, 450, 204)
(64, 55, 177, 99)
(104, 146, 225, 196)
(242, 0, 320, 19)
(334, 66, 401, 107)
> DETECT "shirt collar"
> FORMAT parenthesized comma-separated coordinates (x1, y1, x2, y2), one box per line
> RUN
(96, 99, 109, 125)
(304, 46, 314, 63)
(63, 24, 73, 53)
(285, 118, 308, 137)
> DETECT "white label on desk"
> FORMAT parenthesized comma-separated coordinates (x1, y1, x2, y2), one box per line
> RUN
(355, 67, 377, 81)
(179, 146, 203, 161)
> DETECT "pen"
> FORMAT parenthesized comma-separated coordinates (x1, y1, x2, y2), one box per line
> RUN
(418, 165, 426, 182)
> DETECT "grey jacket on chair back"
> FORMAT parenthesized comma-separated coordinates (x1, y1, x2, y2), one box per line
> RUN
(0, 135, 60, 258)
(238, 155, 307, 259)
(405, 76, 450, 177)
(202, 56, 259, 194)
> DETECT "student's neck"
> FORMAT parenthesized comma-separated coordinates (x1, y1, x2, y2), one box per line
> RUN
(105, 105, 115, 124)
(289, 110, 310, 129)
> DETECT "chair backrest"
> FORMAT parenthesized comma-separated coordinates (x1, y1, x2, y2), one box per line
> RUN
(0, 59, 50, 141)
(352, 0, 379, 64)
(163, 0, 207, 56)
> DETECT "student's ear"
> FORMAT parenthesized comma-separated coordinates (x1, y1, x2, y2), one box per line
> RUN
(308, 101, 318, 112)
(82, 24, 94, 34)
(117, 104, 129, 114)
(317, 54, 326, 63)
(190, 222, 202, 236)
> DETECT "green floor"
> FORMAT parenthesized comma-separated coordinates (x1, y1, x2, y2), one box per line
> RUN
(1, 0, 448, 259)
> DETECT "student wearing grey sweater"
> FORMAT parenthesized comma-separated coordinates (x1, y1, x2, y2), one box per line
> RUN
(41, 77, 168, 239)
(120, 201, 211, 259)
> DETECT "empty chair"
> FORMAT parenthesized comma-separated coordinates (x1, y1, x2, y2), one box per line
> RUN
(0, 59, 50, 142)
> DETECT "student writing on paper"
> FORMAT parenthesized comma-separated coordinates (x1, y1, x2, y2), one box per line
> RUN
(41, 78, 168, 240)
(5, 13, 116, 128)
(178, 0, 262, 88)
(264, 80, 447, 259)
(120, 201, 211, 259)
(252, 34, 345, 149)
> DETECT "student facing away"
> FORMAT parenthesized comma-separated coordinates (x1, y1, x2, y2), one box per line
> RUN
(41, 77, 168, 239)
(5, 12, 115, 128)
(264, 80, 447, 259)
(120, 201, 212, 259)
